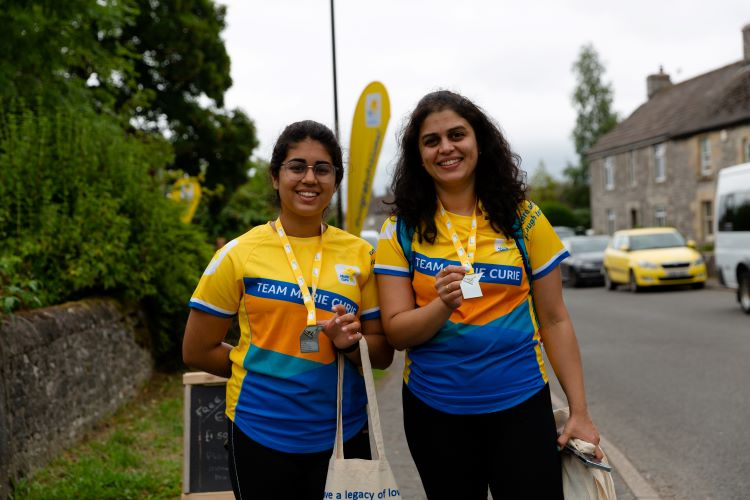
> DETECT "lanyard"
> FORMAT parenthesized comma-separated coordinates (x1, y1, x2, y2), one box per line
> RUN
(274, 218, 324, 326)
(437, 200, 478, 274)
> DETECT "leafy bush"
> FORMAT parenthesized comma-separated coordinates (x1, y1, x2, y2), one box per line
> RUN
(537, 200, 580, 228)
(0, 101, 213, 363)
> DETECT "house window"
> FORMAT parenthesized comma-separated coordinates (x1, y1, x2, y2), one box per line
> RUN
(744, 139, 750, 162)
(654, 143, 666, 182)
(606, 208, 616, 235)
(604, 157, 615, 191)
(628, 151, 637, 187)
(654, 206, 667, 227)
(702, 200, 713, 240)
(700, 138, 712, 175)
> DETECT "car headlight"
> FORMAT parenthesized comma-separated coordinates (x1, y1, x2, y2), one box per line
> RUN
(637, 261, 659, 269)
(693, 256, 704, 266)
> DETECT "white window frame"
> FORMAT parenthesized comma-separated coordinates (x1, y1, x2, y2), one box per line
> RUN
(604, 157, 615, 191)
(654, 206, 667, 227)
(700, 138, 712, 175)
(702, 200, 713, 239)
(606, 208, 616, 235)
(628, 151, 637, 187)
(654, 143, 666, 182)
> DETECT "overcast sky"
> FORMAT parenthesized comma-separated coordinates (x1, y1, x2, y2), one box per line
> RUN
(218, 0, 749, 196)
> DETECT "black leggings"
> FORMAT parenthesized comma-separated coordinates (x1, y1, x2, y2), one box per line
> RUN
(403, 383, 563, 500)
(226, 419, 371, 499)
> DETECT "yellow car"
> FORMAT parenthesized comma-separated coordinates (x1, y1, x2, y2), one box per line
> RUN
(602, 227, 707, 292)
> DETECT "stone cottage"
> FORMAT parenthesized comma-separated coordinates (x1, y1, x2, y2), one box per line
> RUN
(588, 24, 750, 244)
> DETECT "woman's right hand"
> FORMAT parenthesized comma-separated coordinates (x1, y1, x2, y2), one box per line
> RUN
(434, 265, 467, 310)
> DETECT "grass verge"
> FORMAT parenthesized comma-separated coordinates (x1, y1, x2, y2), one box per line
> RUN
(11, 372, 184, 500)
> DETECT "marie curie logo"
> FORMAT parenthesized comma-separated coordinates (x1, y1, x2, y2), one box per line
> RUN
(365, 92, 382, 128)
(335, 264, 360, 286)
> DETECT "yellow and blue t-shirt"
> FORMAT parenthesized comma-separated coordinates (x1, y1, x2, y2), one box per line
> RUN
(374, 201, 568, 415)
(189, 223, 380, 453)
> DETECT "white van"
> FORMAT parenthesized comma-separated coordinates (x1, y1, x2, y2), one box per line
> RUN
(714, 162, 750, 314)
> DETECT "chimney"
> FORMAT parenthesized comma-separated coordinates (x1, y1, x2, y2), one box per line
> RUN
(647, 66, 672, 99)
(743, 23, 750, 62)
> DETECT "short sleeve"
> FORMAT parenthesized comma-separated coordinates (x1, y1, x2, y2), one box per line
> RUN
(519, 202, 570, 280)
(358, 244, 381, 321)
(373, 216, 411, 278)
(188, 239, 244, 317)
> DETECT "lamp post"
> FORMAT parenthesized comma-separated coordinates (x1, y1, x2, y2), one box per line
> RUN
(330, 0, 344, 228)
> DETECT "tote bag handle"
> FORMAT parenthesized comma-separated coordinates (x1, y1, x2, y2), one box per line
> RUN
(333, 336, 386, 460)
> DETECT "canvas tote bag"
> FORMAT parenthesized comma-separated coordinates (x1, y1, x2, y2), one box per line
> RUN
(324, 337, 401, 499)
(554, 407, 616, 500)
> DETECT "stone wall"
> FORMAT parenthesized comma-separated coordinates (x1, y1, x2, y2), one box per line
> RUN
(0, 298, 153, 498)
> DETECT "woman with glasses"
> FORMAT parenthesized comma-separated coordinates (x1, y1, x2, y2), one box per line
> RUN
(183, 120, 393, 499)
(374, 91, 600, 499)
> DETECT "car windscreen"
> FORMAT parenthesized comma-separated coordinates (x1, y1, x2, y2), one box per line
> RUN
(629, 232, 685, 250)
(569, 237, 609, 254)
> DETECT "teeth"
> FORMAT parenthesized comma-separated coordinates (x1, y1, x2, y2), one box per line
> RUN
(438, 159, 461, 166)
(298, 191, 319, 197)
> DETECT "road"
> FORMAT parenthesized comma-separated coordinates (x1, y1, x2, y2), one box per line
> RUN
(550, 284, 750, 500)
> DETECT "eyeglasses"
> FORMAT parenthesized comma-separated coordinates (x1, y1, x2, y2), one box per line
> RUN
(281, 160, 336, 181)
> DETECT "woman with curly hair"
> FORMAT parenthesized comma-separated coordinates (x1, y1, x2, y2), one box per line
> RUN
(374, 90, 600, 499)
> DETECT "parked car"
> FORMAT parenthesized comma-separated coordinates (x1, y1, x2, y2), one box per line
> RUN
(714, 162, 750, 314)
(602, 227, 707, 292)
(553, 226, 576, 239)
(560, 235, 610, 287)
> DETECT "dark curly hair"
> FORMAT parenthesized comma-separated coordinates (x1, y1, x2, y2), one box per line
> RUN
(269, 120, 344, 190)
(389, 90, 527, 243)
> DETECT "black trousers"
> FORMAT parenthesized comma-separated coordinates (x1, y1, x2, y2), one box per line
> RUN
(403, 383, 563, 500)
(226, 419, 370, 499)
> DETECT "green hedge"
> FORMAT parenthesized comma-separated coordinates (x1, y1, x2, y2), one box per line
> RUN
(0, 101, 213, 364)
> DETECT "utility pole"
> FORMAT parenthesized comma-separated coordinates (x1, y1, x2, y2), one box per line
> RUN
(330, 0, 344, 228)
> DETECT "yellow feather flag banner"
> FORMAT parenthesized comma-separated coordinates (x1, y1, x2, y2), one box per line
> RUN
(168, 176, 202, 224)
(346, 81, 390, 235)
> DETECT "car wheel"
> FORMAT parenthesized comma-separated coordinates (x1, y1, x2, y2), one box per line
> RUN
(739, 270, 750, 315)
(629, 271, 641, 293)
(568, 269, 579, 288)
(604, 269, 616, 290)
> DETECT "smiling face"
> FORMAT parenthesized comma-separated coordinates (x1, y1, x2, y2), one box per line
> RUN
(418, 109, 479, 193)
(272, 138, 337, 234)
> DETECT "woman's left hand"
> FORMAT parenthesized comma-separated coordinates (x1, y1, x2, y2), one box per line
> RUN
(320, 304, 362, 350)
(557, 410, 603, 459)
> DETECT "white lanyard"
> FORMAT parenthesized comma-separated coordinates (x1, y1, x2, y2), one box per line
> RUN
(437, 200, 478, 274)
(274, 218, 324, 326)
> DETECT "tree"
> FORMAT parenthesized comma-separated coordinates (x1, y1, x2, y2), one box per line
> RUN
(528, 160, 561, 203)
(565, 44, 618, 209)
(110, 0, 259, 222)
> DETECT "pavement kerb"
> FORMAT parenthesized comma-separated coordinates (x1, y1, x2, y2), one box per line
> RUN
(550, 392, 661, 500)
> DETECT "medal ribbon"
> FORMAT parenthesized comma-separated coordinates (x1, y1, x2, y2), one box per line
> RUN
(437, 200, 478, 274)
(274, 218, 324, 326)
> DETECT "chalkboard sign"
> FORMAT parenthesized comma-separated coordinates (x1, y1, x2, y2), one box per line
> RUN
(182, 372, 233, 499)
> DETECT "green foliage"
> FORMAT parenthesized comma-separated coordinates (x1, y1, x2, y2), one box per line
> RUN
(111, 0, 259, 223)
(214, 160, 277, 239)
(0, 101, 213, 361)
(10, 374, 182, 499)
(566, 44, 619, 209)
(538, 201, 579, 228)
(528, 161, 561, 203)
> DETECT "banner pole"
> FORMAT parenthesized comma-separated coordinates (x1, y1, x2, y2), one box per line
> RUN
(330, 0, 344, 228)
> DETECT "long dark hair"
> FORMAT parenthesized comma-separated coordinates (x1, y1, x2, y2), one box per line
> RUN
(390, 90, 527, 242)
(269, 120, 344, 187)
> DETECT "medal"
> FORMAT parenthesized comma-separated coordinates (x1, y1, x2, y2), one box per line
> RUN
(299, 325, 323, 353)
(274, 218, 325, 352)
(437, 201, 483, 299)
